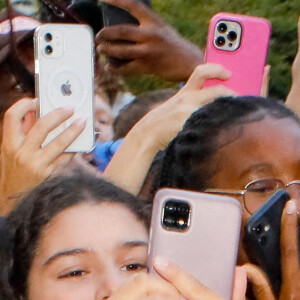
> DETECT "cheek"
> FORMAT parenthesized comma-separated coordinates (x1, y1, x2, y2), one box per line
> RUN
(28, 274, 97, 300)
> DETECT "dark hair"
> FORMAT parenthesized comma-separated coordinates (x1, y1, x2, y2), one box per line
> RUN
(155, 96, 300, 193)
(1, 172, 150, 300)
(113, 89, 178, 140)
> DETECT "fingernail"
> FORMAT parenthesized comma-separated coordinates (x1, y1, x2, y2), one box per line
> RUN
(64, 105, 75, 113)
(286, 200, 296, 215)
(75, 117, 87, 126)
(154, 256, 169, 270)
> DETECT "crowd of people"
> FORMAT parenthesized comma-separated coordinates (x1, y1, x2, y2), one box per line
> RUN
(0, 0, 300, 299)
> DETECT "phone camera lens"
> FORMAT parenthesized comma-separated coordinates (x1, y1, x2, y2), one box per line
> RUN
(258, 235, 267, 246)
(177, 204, 189, 215)
(217, 22, 227, 33)
(227, 31, 237, 42)
(215, 36, 226, 47)
(45, 45, 53, 55)
(163, 216, 175, 227)
(44, 33, 52, 42)
(255, 224, 263, 235)
(165, 202, 177, 212)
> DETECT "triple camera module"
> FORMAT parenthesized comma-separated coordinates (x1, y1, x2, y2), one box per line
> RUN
(214, 20, 242, 51)
(162, 200, 190, 231)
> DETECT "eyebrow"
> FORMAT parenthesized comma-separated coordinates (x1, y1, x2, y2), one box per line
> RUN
(121, 240, 148, 248)
(42, 241, 148, 267)
(43, 248, 88, 267)
(238, 163, 274, 181)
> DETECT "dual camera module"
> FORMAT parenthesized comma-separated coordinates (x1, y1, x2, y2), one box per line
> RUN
(162, 200, 190, 231)
(214, 21, 241, 51)
(44, 32, 53, 55)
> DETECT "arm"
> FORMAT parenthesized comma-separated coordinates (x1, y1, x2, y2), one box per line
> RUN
(96, 0, 204, 82)
(103, 64, 235, 194)
(286, 18, 300, 116)
(0, 98, 86, 215)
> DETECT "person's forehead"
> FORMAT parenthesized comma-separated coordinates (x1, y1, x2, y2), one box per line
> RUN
(210, 117, 300, 180)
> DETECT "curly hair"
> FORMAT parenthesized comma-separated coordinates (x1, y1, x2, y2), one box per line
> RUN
(1, 172, 151, 300)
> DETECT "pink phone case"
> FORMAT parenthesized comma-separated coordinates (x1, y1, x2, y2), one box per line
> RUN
(148, 188, 242, 300)
(204, 12, 271, 95)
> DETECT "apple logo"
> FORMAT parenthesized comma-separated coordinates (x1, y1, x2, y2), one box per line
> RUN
(61, 80, 72, 96)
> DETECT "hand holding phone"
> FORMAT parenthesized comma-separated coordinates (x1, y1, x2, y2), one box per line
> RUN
(243, 190, 300, 297)
(34, 24, 95, 153)
(148, 188, 242, 300)
(204, 13, 271, 96)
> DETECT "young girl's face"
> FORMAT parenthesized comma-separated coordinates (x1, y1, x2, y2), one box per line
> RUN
(27, 202, 148, 300)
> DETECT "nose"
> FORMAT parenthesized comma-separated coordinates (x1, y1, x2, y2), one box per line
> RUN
(96, 267, 125, 299)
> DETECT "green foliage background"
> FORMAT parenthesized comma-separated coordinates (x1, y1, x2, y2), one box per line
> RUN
(0, 1, 298, 99)
(126, 0, 299, 99)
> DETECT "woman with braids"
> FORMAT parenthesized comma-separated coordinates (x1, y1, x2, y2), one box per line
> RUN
(0, 172, 246, 300)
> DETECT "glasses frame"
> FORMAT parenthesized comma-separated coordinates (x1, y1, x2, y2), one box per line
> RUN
(205, 178, 300, 215)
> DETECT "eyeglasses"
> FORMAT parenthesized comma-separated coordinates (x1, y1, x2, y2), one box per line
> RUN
(205, 178, 300, 215)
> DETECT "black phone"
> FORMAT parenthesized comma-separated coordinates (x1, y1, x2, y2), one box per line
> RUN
(101, 0, 151, 26)
(101, 0, 151, 66)
(243, 189, 291, 296)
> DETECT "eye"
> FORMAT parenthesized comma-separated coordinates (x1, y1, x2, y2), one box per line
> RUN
(58, 269, 87, 279)
(246, 179, 282, 195)
(120, 263, 147, 272)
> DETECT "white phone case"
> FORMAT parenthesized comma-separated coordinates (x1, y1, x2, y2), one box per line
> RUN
(34, 24, 95, 152)
(148, 188, 242, 300)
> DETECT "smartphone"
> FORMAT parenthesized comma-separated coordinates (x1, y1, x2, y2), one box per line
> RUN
(243, 190, 291, 297)
(34, 24, 95, 152)
(101, 0, 151, 26)
(204, 12, 271, 96)
(148, 188, 242, 300)
(101, 0, 151, 66)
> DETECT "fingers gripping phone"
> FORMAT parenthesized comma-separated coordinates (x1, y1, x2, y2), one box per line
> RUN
(34, 24, 95, 152)
(101, 0, 151, 26)
(148, 188, 242, 300)
(204, 13, 271, 96)
(101, 0, 151, 66)
(243, 190, 294, 297)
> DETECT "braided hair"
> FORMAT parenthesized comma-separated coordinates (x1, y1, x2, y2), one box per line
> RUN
(155, 96, 300, 193)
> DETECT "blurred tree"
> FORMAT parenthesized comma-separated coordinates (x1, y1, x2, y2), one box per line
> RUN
(127, 0, 299, 99)
(0, 0, 297, 99)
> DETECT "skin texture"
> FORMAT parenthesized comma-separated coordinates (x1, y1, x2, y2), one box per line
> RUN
(28, 202, 149, 300)
(0, 99, 86, 215)
(27, 201, 246, 300)
(94, 94, 114, 142)
(96, 0, 204, 81)
(28, 202, 246, 300)
(103, 63, 235, 193)
(203, 116, 300, 299)
(286, 17, 300, 117)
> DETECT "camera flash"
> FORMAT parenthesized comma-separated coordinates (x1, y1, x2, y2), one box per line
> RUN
(178, 219, 185, 226)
